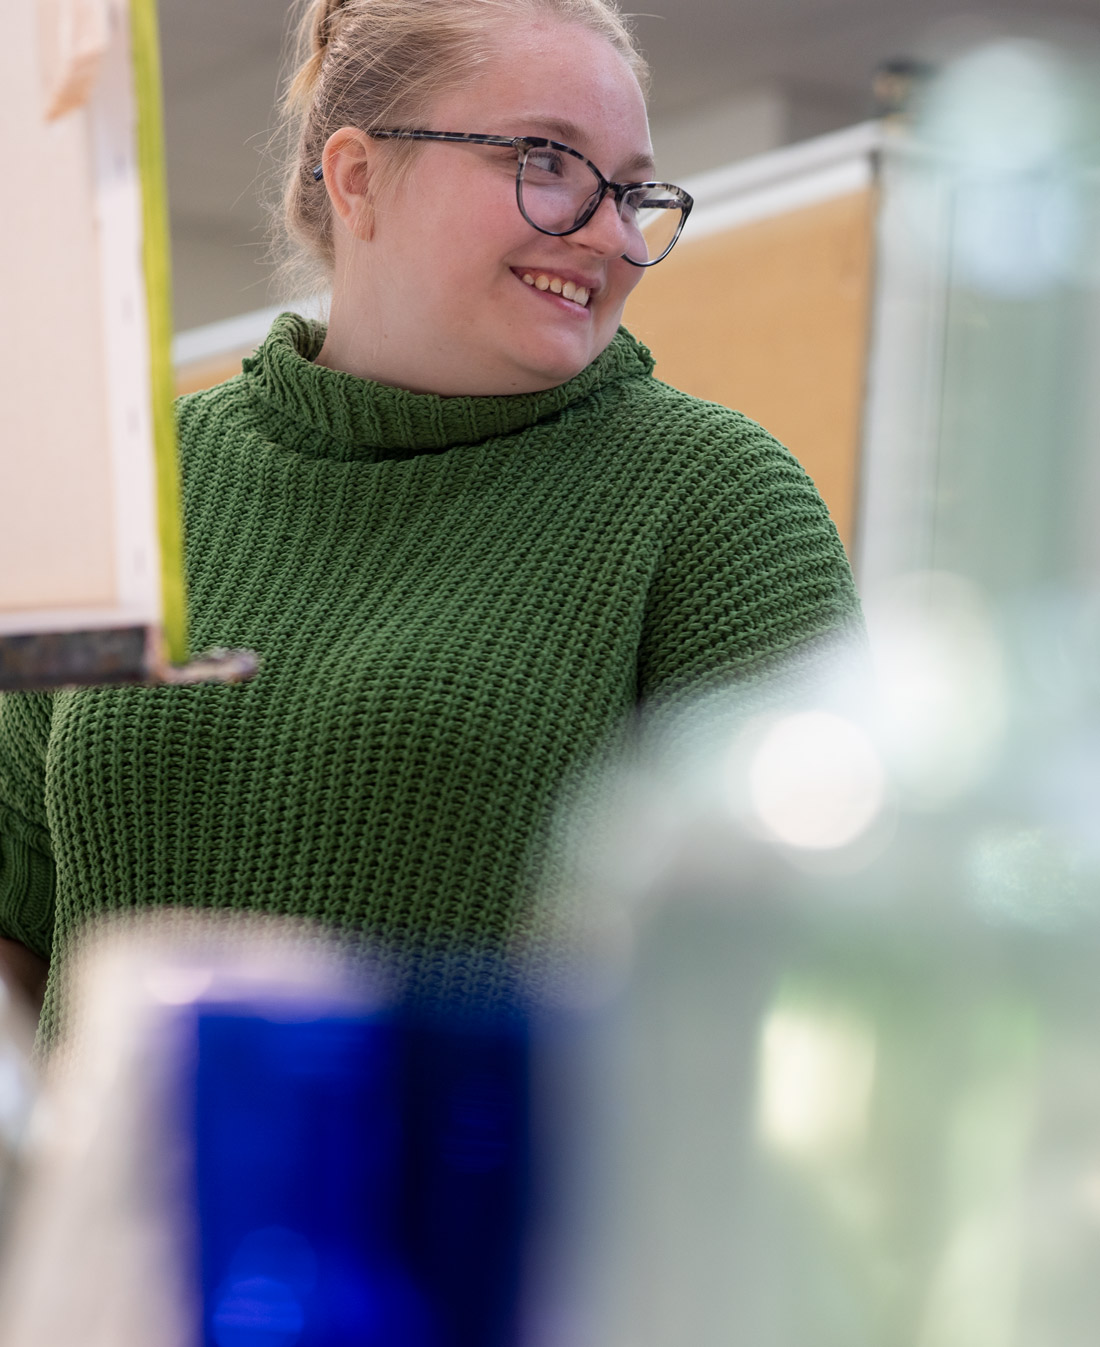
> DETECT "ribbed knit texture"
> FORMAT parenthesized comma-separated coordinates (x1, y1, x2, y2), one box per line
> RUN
(0, 314, 860, 1044)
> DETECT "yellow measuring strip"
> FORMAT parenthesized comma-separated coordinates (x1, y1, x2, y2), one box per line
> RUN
(129, 0, 188, 666)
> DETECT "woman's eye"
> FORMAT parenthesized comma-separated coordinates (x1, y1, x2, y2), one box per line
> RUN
(621, 189, 648, 220)
(525, 150, 566, 178)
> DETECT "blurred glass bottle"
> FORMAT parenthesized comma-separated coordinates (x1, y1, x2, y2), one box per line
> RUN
(556, 34, 1100, 1347)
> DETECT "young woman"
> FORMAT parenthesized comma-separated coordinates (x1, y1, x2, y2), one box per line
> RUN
(0, 0, 861, 1039)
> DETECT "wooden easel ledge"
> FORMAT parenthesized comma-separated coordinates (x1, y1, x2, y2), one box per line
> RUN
(0, 631, 259, 693)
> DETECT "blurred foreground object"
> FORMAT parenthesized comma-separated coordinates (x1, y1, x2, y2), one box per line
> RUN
(860, 33, 1100, 595)
(0, 973, 38, 1249)
(0, 0, 251, 690)
(0, 918, 534, 1347)
(568, 668, 1100, 1345)
(563, 33, 1100, 1347)
(870, 57, 936, 120)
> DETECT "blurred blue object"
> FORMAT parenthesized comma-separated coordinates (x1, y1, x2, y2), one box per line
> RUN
(399, 1003, 532, 1347)
(189, 992, 531, 1347)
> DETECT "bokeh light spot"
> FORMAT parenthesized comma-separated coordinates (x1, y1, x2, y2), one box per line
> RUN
(757, 1006, 877, 1160)
(744, 711, 886, 850)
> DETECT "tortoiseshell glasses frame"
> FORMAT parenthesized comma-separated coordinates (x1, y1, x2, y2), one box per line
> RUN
(312, 130, 693, 266)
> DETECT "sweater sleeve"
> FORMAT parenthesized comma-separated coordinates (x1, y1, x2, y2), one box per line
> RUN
(0, 692, 56, 960)
(638, 415, 863, 721)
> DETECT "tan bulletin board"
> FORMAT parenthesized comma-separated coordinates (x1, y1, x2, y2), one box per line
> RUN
(623, 188, 876, 553)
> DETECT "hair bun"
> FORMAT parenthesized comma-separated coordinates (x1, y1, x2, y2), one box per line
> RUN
(317, 0, 347, 51)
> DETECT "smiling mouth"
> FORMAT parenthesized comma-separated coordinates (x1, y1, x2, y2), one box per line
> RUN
(517, 270, 592, 308)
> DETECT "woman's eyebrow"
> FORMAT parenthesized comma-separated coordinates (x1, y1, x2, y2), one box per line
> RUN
(516, 116, 656, 177)
(618, 149, 658, 178)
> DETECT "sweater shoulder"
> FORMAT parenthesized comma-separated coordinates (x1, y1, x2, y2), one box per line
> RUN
(627, 374, 786, 447)
(172, 373, 286, 491)
(174, 372, 254, 440)
(612, 374, 824, 503)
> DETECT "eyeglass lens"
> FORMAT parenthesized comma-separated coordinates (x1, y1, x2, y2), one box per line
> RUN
(518, 146, 685, 265)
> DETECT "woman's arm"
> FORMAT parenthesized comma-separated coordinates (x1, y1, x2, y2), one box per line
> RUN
(638, 414, 863, 725)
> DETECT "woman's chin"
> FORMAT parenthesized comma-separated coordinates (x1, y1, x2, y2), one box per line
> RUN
(502, 328, 612, 392)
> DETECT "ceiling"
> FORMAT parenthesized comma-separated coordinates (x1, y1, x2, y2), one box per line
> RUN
(160, 0, 1100, 330)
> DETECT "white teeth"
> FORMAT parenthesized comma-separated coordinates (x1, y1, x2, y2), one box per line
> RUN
(520, 271, 591, 306)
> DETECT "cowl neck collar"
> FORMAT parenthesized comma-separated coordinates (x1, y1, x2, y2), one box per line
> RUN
(241, 311, 656, 461)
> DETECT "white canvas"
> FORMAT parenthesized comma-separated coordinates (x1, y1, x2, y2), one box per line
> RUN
(0, 0, 161, 638)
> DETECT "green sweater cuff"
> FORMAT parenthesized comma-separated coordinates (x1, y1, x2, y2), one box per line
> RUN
(0, 804, 55, 962)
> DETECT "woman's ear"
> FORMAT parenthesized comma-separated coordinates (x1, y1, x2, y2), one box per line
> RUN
(320, 127, 378, 241)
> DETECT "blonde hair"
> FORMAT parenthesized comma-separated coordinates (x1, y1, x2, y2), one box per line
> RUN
(272, 0, 649, 296)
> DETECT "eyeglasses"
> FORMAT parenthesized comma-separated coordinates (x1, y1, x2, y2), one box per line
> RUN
(312, 130, 693, 267)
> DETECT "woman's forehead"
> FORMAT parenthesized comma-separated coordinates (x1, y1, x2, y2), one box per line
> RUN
(430, 34, 653, 176)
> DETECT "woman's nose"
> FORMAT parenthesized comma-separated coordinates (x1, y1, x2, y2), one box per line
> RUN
(570, 192, 632, 258)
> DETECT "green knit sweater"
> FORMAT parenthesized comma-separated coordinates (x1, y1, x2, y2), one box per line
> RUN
(0, 314, 860, 1039)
